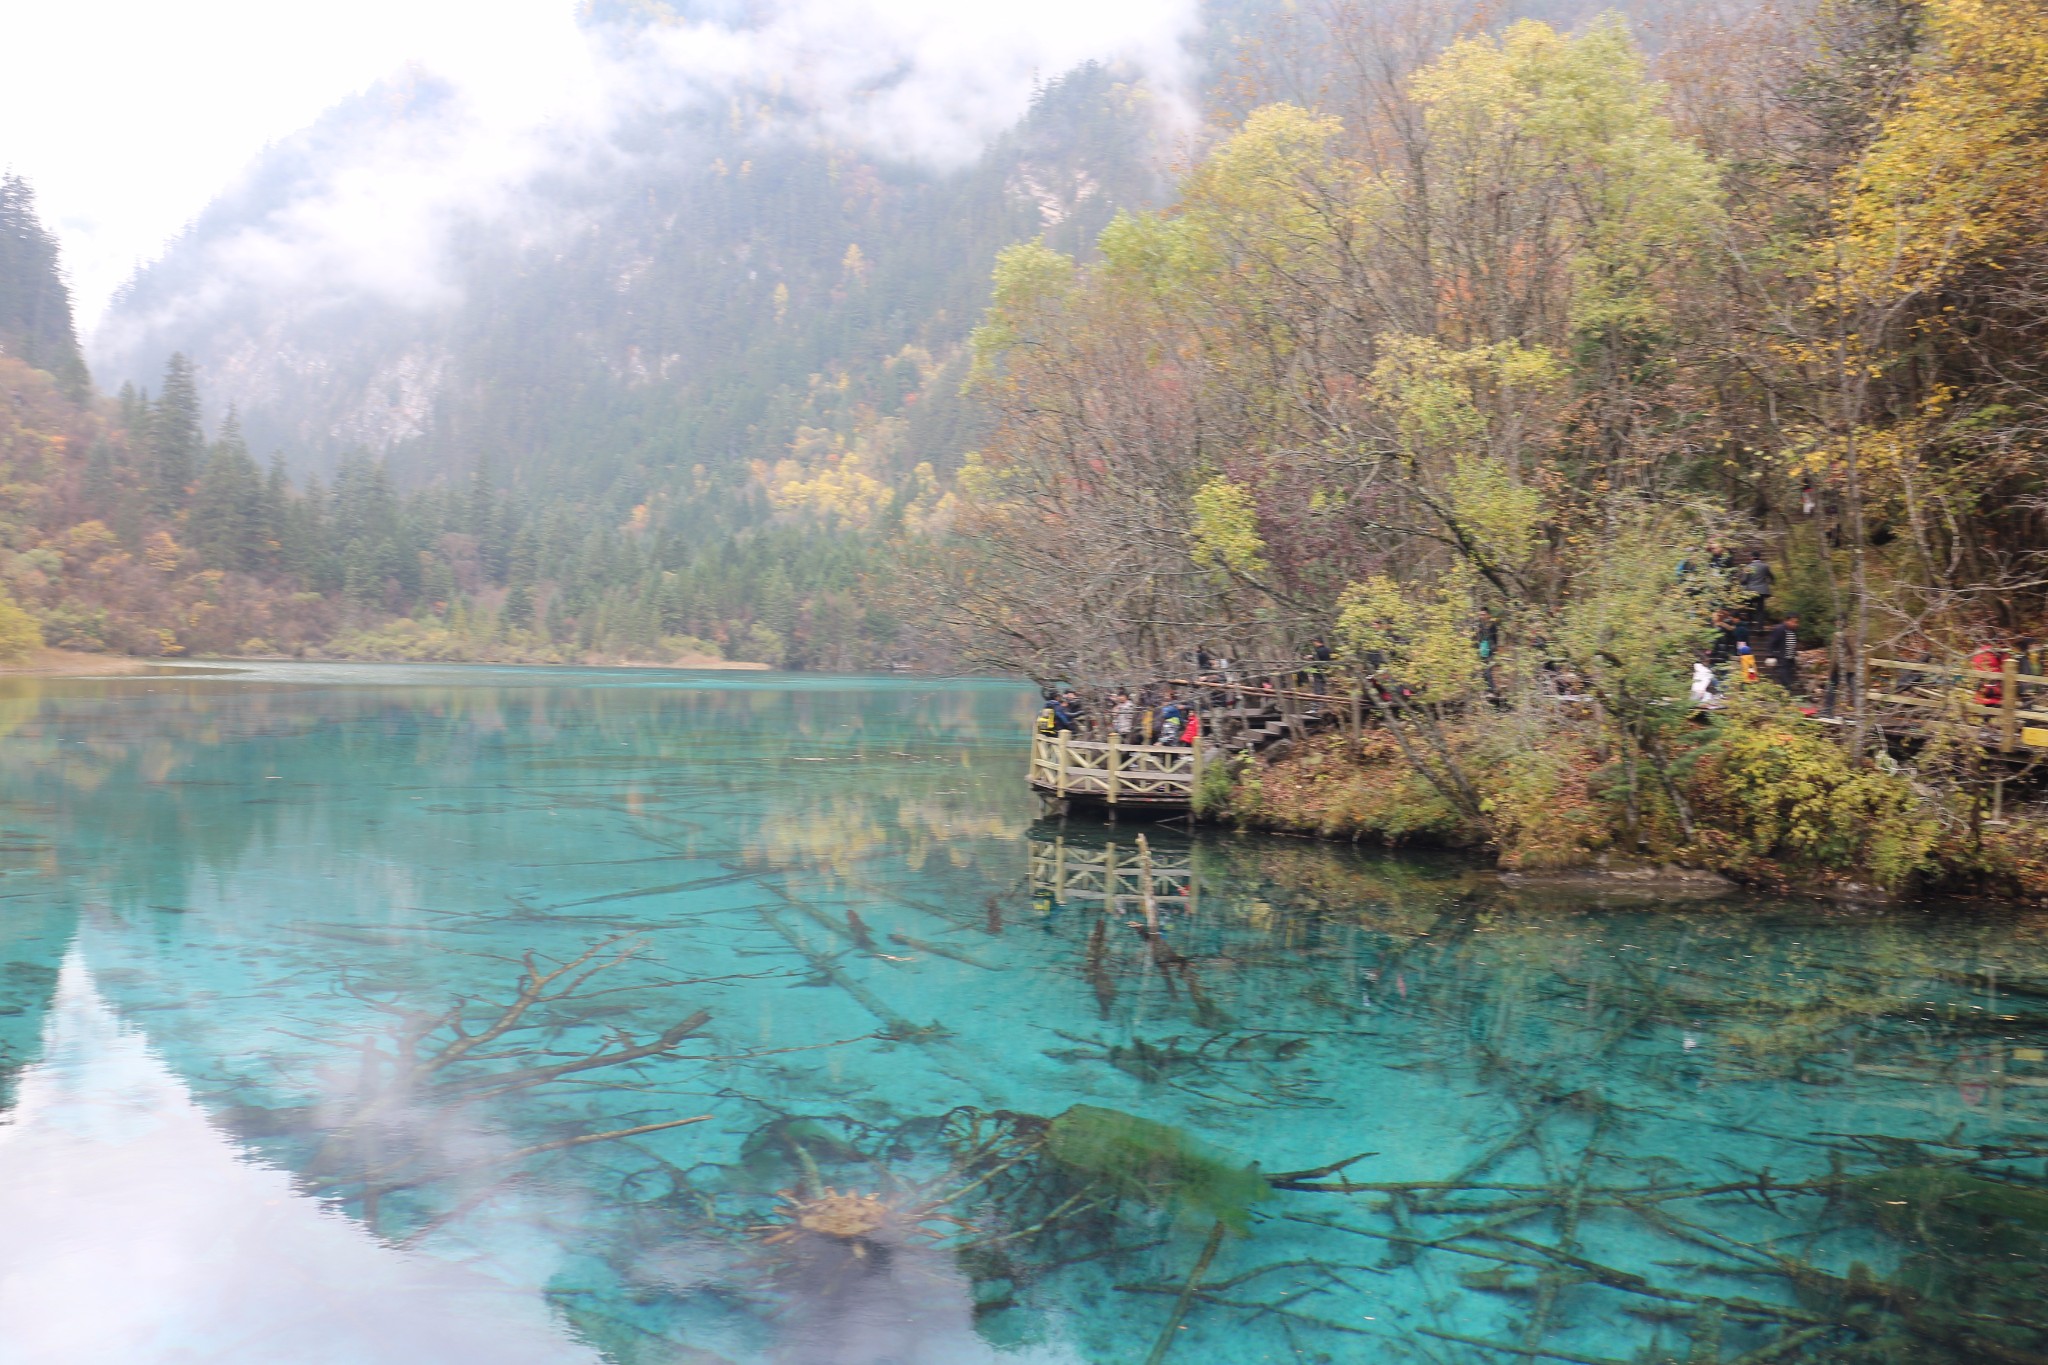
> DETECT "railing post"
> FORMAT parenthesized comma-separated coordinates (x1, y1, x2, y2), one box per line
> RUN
(2003, 656, 2020, 752)
(1190, 731, 1204, 802)
(1107, 732, 1120, 806)
(1056, 731, 1070, 797)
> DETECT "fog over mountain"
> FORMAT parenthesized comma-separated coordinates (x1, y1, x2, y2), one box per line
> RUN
(92, 0, 1203, 488)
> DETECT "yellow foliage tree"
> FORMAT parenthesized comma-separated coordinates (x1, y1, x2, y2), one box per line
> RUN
(0, 586, 43, 662)
(1835, 0, 2048, 302)
(1188, 477, 1269, 579)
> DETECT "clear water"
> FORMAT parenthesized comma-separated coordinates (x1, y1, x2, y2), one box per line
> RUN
(3, 665, 2046, 1364)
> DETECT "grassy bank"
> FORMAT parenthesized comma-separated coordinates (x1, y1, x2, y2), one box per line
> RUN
(0, 647, 156, 677)
(1193, 695, 2048, 902)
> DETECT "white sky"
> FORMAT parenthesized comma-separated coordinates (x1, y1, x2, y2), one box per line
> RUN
(2, 0, 1198, 336)
(0, 0, 605, 326)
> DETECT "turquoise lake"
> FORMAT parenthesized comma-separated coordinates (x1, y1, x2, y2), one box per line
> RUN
(3, 664, 2047, 1364)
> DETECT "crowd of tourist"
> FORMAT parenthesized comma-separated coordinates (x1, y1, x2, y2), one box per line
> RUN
(1034, 538, 2047, 756)
(1678, 541, 1808, 710)
(1033, 538, 2045, 740)
(1035, 684, 1203, 746)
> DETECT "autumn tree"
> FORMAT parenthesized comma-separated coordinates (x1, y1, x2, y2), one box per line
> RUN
(948, 13, 1724, 683)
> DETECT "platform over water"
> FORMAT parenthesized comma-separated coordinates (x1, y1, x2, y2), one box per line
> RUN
(1028, 732, 1202, 809)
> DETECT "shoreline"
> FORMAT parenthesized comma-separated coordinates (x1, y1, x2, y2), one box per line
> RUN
(286, 651, 772, 671)
(0, 648, 163, 677)
(1169, 728, 2033, 905)
(0, 650, 776, 677)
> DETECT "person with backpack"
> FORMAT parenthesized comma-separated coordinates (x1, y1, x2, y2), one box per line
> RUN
(1035, 688, 1081, 736)
(1157, 694, 1187, 744)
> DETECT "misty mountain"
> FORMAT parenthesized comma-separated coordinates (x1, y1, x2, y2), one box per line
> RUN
(94, 21, 1175, 523)
(66, 0, 1730, 671)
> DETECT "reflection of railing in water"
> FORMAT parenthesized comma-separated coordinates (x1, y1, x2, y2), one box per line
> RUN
(1028, 733, 1202, 809)
(1029, 835, 1196, 918)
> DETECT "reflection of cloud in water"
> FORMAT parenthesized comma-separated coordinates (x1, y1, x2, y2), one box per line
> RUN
(0, 950, 601, 1365)
(770, 1242, 1027, 1365)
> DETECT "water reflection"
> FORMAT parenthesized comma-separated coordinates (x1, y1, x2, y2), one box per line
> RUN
(0, 951, 601, 1364)
(0, 666, 2045, 1363)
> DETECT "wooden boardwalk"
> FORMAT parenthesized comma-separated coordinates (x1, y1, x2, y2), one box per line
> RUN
(1028, 733, 1203, 810)
(1028, 653, 2048, 816)
(1029, 674, 1359, 812)
(1868, 657, 2048, 754)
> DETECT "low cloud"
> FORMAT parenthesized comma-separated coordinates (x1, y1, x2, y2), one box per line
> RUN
(634, 0, 1199, 164)
(92, 0, 1200, 371)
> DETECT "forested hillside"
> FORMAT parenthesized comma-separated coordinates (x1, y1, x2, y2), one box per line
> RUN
(79, 31, 1170, 668)
(1, 45, 1173, 667)
(0, 177, 89, 403)
(0, 314, 900, 667)
(950, 0, 2048, 895)
(74, 0, 1697, 670)
(0, 172, 913, 667)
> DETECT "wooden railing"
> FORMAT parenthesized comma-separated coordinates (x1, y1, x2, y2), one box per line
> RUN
(1869, 657, 2048, 753)
(1029, 732, 1203, 806)
(1028, 834, 1194, 918)
(1157, 675, 1376, 743)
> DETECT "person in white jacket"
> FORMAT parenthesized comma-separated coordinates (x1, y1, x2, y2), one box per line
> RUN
(1691, 658, 1723, 709)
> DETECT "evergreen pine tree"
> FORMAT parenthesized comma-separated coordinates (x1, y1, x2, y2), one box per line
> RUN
(151, 354, 205, 512)
(189, 409, 264, 570)
(261, 456, 290, 572)
(504, 582, 535, 631)
(0, 174, 89, 398)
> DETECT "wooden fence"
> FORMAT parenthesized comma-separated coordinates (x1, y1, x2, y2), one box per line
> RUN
(1031, 654, 2048, 818)
(1029, 732, 1203, 807)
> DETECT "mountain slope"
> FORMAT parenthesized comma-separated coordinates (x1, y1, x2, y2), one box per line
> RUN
(96, 56, 1169, 516)
(0, 176, 89, 401)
